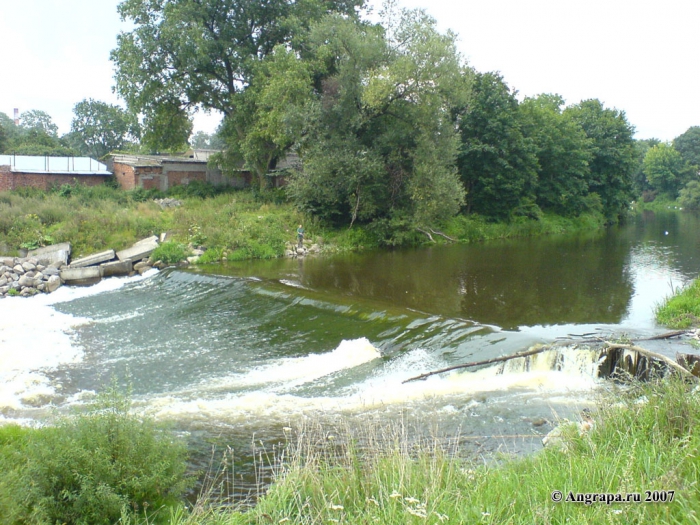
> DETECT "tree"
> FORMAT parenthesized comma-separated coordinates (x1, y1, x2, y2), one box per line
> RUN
(455, 72, 538, 219)
(287, 7, 467, 240)
(564, 99, 637, 222)
(69, 99, 139, 158)
(111, 0, 364, 153)
(643, 142, 690, 198)
(673, 126, 700, 171)
(19, 110, 59, 137)
(631, 138, 661, 199)
(520, 94, 593, 216)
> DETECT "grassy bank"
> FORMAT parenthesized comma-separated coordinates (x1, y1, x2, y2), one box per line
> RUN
(136, 377, 698, 525)
(656, 278, 700, 328)
(1, 378, 698, 524)
(0, 183, 606, 262)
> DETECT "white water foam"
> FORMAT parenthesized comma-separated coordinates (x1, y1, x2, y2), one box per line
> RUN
(0, 270, 157, 412)
(147, 345, 602, 424)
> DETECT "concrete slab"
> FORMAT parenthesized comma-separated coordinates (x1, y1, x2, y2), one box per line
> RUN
(70, 249, 115, 268)
(135, 235, 159, 245)
(28, 243, 71, 266)
(60, 266, 102, 286)
(116, 240, 158, 262)
(100, 260, 132, 277)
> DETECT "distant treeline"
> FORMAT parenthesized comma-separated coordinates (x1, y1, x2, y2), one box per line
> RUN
(3, 0, 700, 243)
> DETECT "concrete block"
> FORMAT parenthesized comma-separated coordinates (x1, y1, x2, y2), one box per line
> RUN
(70, 249, 115, 268)
(100, 260, 132, 277)
(116, 241, 158, 263)
(60, 266, 102, 286)
(28, 243, 71, 266)
(135, 235, 159, 246)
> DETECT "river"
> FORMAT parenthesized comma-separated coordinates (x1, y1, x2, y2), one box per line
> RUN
(1, 209, 699, 498)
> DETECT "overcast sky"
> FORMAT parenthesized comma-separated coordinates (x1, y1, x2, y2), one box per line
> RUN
(1, 0, 697, 141)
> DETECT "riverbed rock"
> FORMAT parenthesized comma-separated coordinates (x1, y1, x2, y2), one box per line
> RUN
(13, 264, 25, 275)
(133, 261, 151, 272)
(21, 261, 36, 272)
(137, 265, 152, 275)
(46, 275, 62, 293)
(18, 275, 36, 288)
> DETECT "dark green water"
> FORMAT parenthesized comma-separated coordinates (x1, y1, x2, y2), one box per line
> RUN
(3, 210, 699, 499)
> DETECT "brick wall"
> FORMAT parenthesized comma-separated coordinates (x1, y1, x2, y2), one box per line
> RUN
(113, 162, 138, 190)
(0, 166, 110, 191)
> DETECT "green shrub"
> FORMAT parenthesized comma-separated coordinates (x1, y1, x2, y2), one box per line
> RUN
(152, 241, 190, 264)
(14, 384, 191, 525)
(656, 278, 700, 328)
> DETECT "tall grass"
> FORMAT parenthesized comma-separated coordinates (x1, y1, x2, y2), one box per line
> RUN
(656, 278, 700, 328)
(161, 378, 700, 525)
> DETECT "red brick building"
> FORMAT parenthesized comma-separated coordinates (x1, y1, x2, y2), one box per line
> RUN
(106, 152, 248, 191)
(0, 155, 112, 191)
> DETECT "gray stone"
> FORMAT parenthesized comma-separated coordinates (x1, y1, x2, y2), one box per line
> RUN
(25, 271, 36, 278)
(186, 256, 200, 264)
(137, 265, 153, 275)
(100, 260, 132, 277)
(10, 273, 18, 282)
(135, 235, 159, 246)
(0, 257, 15, 267)
(42, 267, 60, 276)
(9, 281, 20, 290)
(0, 286, 8, 294)
(192, 248, 205, 256)
(116, 240, 158, 263)
(13, 265, 25, 274)
(18, 275, 36, 288)
(34, 272, 45, 281)
(0, 276, 6, 287)
(70, 249, 116, 268)
(21, 261, 36, 271)
(37, 283, 46, 292)
(36, 264, 46, 272)
(46, 275, 62, 293)
(60, 267, 102, 286)
(133, 261, 151, 271)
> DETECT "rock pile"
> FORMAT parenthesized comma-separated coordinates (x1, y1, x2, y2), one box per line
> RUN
(0, 236, 163, 299)
(0, 256, 63, 297)
(284, 238, 321, 258)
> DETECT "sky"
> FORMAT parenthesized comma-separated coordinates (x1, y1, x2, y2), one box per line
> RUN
(1, 0, 698, 141)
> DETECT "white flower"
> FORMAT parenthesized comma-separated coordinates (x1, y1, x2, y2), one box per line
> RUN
(390, 491, 402, 499)
(405, 497, 420, 504)
(329, 504, 344, 511)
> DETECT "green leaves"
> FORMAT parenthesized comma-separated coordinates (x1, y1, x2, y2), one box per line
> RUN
(69, 99, 139, 158)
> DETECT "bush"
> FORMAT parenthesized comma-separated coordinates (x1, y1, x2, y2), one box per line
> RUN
(1, 384, 191, 525)
(152, 241, 190, 264)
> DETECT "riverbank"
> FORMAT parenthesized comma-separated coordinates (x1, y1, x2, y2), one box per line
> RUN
(178, 378, 698, 525)
(2, 376, 696, 524)
(656, 278, 700, 329)
(0, 184, 607, 265)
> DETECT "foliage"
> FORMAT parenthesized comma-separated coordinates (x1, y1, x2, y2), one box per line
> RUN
(679, 180, 700, 210)
(69, 98, 140, 158)
(288, 6, 467, 236)
(673, 126, 700, 170)
(643, 142, 691, 198)
(0, 384, 190, 525)
(19, 109, 59, 137)
(631, 138, 661, 197)
(520, 94, 593, 216)
(655, 277, 700, 328)
(564, 99, 637, 222)
(111, 0, 363, 152)
(455, 72, 538, 219)
(152, 241, 190, 264)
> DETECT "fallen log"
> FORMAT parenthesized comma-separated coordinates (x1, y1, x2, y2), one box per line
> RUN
(643, 330, 689, 341)
(402, 346, 552, 384)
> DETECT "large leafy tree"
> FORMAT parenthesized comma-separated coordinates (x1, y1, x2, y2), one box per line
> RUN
(520, 94, 593, 216)
(287, 7, 467, 241)
(19, 110, 59, 137)
(564, 99, 636, 222)
(631, 138, 661, 198)
(673, 126, 700, 171)
(111, 0, 364, 153)
(69, 99, 139, 158)
(643, 142, 691, 198)
(455, 72, 538, 219)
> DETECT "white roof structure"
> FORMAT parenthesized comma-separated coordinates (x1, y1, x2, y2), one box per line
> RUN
(0, 155, 110, 175)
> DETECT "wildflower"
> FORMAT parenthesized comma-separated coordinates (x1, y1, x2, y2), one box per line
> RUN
(389, 491, 402, 499)
(407, 507, 427, 518)
(329, 504, 344, 511)
(367, 497, 380, 506)
(435, 512, 449, 522)
(283, 427, 292, 432)
(405, 497, 420, 504)
(482, 512, 490, 516)
(279, 519, 290, 524)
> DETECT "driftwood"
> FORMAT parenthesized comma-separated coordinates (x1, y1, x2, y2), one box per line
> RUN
(402, 342, 699, 384)
(402, 346, 552, 384)
(428, 228, 457, 242)
(416, 227, 435, 242)
(643, 330, 689, 341)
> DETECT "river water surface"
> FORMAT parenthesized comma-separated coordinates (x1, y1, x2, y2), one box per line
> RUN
(1, 210, 699, 495)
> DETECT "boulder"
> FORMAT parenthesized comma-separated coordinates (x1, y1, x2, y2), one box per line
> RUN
(28, 243, 71, 266)
(18, 275, 36, 288)
(21, 261, 36, 272)
(13, 264, 25, 275)
(46, 275, 62, 293)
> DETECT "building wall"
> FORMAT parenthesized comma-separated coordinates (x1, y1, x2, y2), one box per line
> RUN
(0, 166, 110, 191)
(112, 162, 140, 190)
